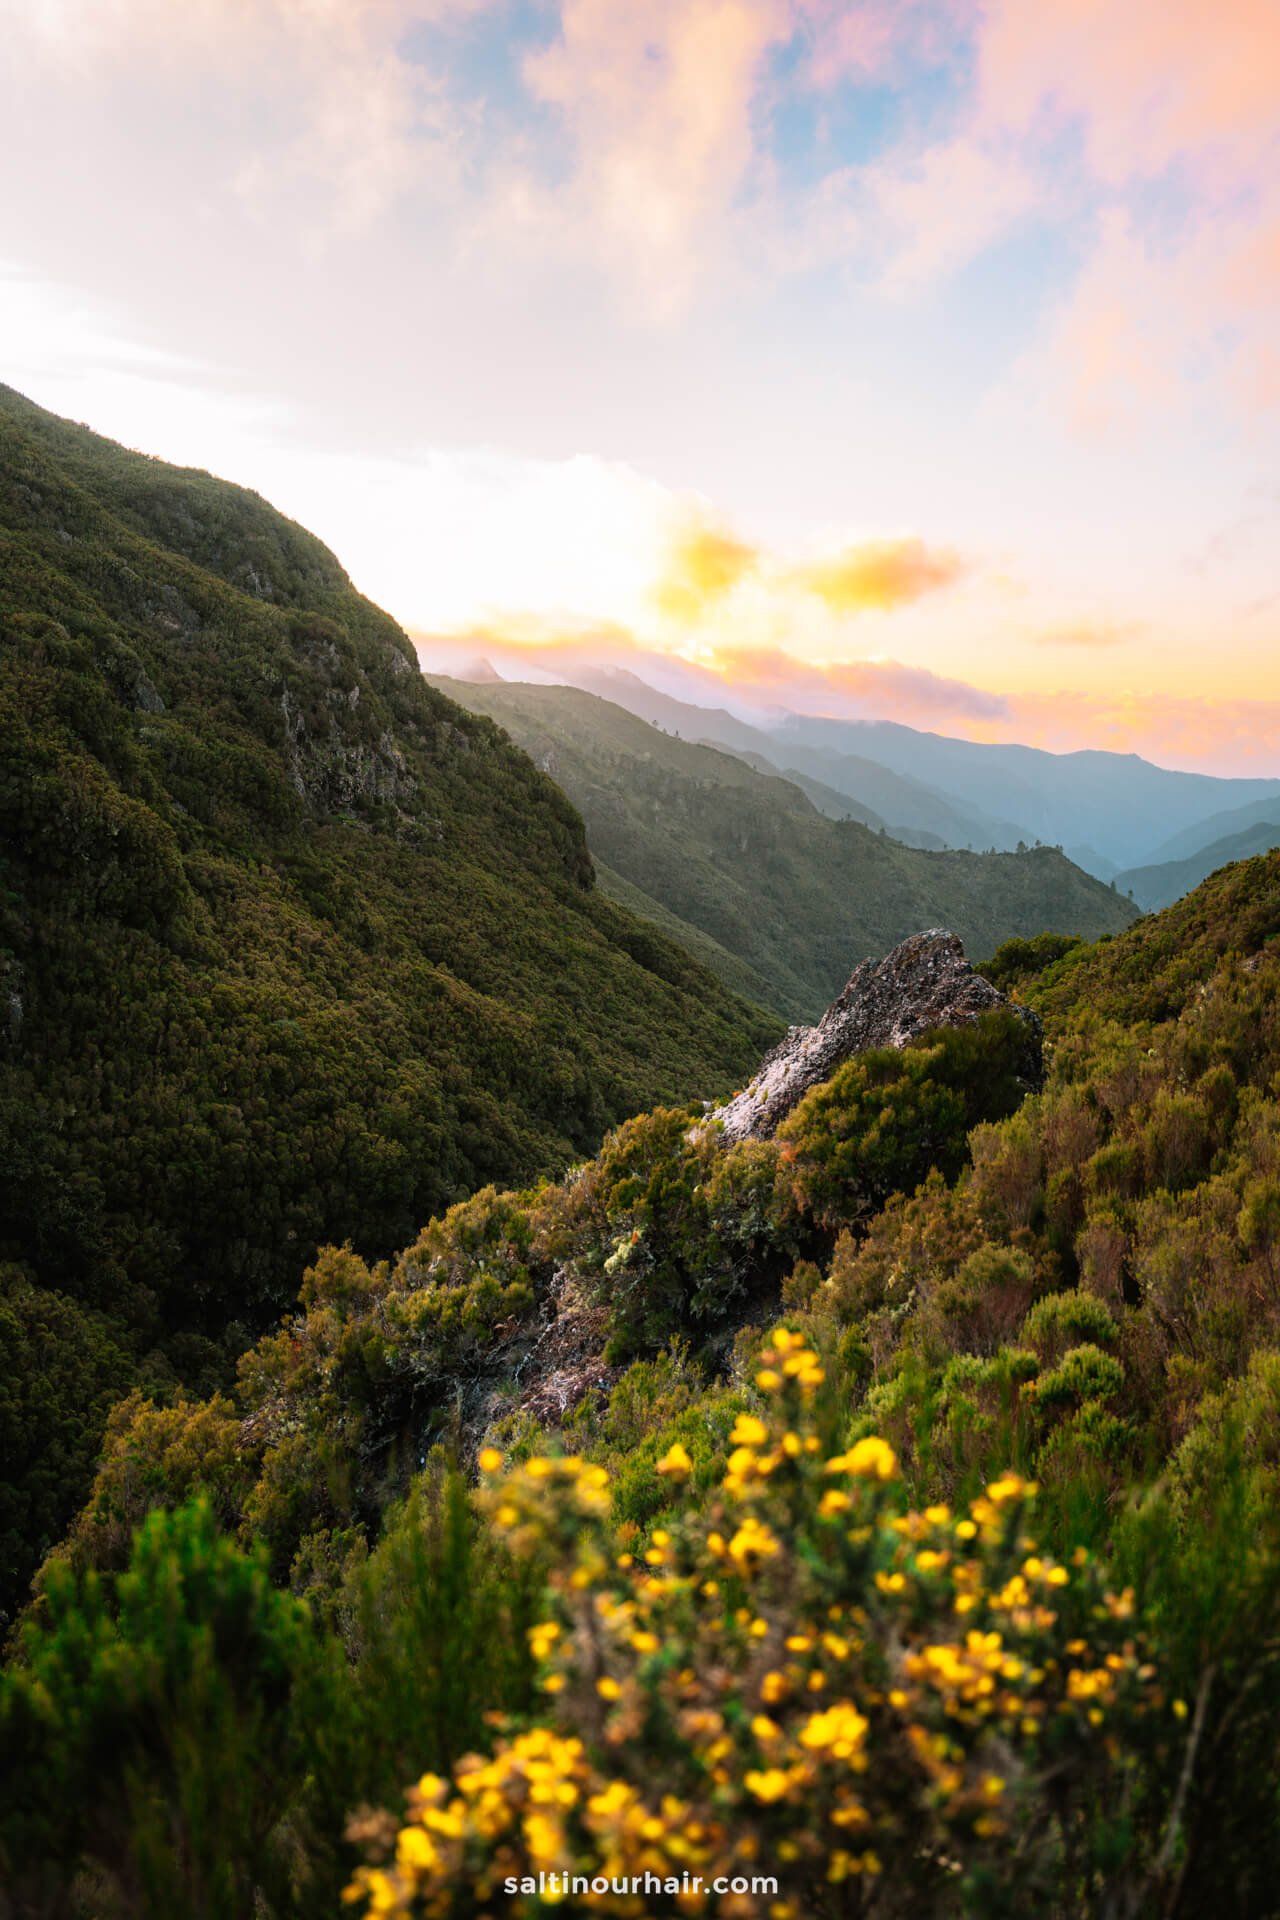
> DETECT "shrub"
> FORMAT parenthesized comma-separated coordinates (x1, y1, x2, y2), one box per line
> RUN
(1021, 1289, 1118, 1363)
(782, 1012, 1035, 1234)
(0, 1499, 348, 1918)
(1032, 1344, 1125, 1413)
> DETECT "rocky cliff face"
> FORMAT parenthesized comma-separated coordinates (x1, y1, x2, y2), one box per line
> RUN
(711, 929, 1043, 1143)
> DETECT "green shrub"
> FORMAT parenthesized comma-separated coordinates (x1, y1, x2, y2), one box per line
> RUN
(1021, 1288, 1118, 1361)
(1033, 1343, 1125, 1412)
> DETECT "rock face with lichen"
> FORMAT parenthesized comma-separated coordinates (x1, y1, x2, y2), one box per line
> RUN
(711, 928, 1043, 1143)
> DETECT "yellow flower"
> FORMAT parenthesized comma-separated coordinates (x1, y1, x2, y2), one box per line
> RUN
(596, 1676, 621, 1701)
(478, 1447, 503, 1473)
(528, 1620, 562, 1661)
(656, 1441, 693, 1480)
(848, 1436, 898, 1480)
(731, 1413, 770, 1448)
(756, 1368, 782, 1391)
(986, 1473, 1036, 1506)
(745, 1768, 792, 1803)
(395, 1826, 440, 1874)
(727, 1517, 780, 1570)
(799, 1701, 868, 1758)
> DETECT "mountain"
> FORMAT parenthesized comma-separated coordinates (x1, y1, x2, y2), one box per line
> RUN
(1113, 820, 1280, 911)
(545, 665, 1280, 874)
(0, 386, 778, 1600)
(1140, 792, 1280, 868)
(428, 675, 1137, 1022)
(569, 667, 1028, 849)
(772, 713, 1280, 871)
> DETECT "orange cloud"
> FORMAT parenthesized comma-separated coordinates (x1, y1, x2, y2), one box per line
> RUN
(1007, 689, 1280, 776)
(793, 536, 967, 613)
(1035, 620, 1140, 649)
(654, 517, 760, 621)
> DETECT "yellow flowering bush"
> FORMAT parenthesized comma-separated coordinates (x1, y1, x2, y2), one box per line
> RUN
(347, 1328, 1172, 1917)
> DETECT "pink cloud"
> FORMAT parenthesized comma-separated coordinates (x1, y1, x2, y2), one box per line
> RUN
(977, 0, 1280, 188)
(523, 0, 793, 312)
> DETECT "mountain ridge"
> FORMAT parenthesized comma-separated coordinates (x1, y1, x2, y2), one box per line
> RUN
(428, 673, 1137, 1022)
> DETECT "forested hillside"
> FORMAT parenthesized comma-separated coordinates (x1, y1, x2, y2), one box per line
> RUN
(0, 387, 776, 1611)
(429, 676, 1136, 1021)
(7, 857, 1280, 1915)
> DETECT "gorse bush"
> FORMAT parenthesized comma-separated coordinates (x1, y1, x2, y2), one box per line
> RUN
(345, 1336, 1182, 1919)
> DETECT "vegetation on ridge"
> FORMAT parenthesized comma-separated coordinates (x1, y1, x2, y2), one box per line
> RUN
(5, 855, 1280, 1913)
(427, 677, 1137, 1022)
(0, 385, 776, 1615)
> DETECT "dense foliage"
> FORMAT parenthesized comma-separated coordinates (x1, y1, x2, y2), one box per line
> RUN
(429, 677, 1136, 1022)
(7, 853, 1280, 1914)
(0, 386, 778, 1611)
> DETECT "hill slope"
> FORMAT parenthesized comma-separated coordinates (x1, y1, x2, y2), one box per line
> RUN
(0, 384, 779, 1583)
(13, 855, 1280, 1912)
(570, 666, 1028, 849)
(1114, 821, 1280, 911)
(429, 676, 1138, 1022)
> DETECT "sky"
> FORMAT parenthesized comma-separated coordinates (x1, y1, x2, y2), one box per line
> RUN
(3, 0, 1279, 772)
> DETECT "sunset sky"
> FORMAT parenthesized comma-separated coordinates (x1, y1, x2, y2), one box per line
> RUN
(3, 0, 1279, 771)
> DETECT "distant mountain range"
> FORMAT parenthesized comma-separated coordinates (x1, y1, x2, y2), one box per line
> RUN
(1114, 820, 1280, 912)
(430, 675, 1137, 1022)
(461, 661, 1280, 895)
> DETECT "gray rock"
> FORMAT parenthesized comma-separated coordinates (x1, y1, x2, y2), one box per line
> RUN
(711, 928, 1042, 1143)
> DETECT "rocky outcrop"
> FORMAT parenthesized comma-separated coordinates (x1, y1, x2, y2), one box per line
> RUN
(711, 929, 1043, 1143)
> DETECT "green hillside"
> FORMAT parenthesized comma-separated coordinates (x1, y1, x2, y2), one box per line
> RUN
(429, 676, 1138, 1022)
(10, 854, 1280, 1916)
(0, 387, 777, 1604)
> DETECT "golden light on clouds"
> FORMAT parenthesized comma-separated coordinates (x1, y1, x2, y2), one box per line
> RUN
(655, 516, 968, 627)
(1035, 620, 1140, 649)
(655, 519, 759, 621)
(793, 536, 968, 613)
